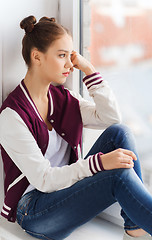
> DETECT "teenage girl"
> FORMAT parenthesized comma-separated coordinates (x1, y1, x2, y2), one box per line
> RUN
(0, 16, 152, 240)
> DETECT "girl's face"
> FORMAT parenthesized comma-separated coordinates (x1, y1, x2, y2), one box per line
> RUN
(39, 33, 74, 85)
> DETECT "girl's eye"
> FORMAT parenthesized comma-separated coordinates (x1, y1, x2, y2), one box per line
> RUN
(59, 54, 66, 58)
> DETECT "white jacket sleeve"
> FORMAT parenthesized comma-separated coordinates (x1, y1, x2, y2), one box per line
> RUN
(69, 72, 122, 129)
(0, 108, 103, 193)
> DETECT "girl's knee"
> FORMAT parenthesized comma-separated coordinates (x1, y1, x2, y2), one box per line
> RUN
(106, 124, 133, 140)
(115, 168, 139, 184)
(108, 123, 131, 133)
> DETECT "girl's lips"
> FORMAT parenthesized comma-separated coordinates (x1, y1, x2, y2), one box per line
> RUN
(62, 72, 70, 77)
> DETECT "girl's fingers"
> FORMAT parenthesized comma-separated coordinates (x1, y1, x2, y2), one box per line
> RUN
(72, 50, 77, 54)
(120, 162, 134, 169)
(70, 67, 74, 72)
(119, 153, 134, 168)
(100, 148, 137, 171)
(73, 64, 79, 69)
(71, 51, 77, 62)
(119, 148, 137, 160)
(121, 157, 133, 164)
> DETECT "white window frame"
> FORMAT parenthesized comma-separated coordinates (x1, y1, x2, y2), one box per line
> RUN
(59, 0, 80, 93)
(0, 36, 2, 106)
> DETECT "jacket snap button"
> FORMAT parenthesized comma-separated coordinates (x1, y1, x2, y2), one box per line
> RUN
(74, 146, 77, 149)
(50, 119, 54, 123)
(61, 133, 65, 136)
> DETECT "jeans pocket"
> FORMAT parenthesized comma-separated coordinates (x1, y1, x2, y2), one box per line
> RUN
(16, 211, 25, 227)
(16, 192, 34, 227)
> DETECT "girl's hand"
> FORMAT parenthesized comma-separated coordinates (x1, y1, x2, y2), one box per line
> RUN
(101, 148, 137, 170)
(70, 51, 96, 76)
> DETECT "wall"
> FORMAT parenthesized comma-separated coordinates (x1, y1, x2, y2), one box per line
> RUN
(0, 18, 2, 206)
(0, 0, 59, 210)
(1, 0, 59, 101)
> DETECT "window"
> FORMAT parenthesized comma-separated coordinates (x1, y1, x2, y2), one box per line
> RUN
(81, 0, 152, 192)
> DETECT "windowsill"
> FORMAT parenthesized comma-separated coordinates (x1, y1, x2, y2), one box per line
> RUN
(99, 202, 124, 227)
(0, 215, 123, 240)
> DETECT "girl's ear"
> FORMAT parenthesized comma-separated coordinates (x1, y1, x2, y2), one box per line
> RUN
(31, 48, 41, 66)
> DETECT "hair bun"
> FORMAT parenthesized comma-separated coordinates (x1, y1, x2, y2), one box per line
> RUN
(39, 17, 56, 23)
(20, 16, 36, 33)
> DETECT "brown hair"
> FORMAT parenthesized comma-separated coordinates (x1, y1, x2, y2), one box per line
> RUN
(20, 15, 71, 67)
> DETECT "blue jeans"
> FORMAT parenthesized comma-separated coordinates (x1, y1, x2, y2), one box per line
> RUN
(16, 124, 152, 240)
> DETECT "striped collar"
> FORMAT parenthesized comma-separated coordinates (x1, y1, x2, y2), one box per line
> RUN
(20, 80, 54, 121)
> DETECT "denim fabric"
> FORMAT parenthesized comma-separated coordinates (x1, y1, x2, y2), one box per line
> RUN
(16, 124, 152, 240)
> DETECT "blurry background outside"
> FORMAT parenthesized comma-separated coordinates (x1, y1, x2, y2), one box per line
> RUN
(82, 0, 152, 191)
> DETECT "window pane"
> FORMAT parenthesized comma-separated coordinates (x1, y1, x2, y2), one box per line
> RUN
(82, 0, 152, 191)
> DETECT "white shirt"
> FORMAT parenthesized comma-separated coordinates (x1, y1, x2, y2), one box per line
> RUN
(23, 128, 71, 195)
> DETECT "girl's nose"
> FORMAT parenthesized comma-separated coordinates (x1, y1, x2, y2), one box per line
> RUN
(65, 57, 73, 69)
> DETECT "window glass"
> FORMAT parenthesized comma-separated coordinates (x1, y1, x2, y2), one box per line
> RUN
(82, 0, 152, 191)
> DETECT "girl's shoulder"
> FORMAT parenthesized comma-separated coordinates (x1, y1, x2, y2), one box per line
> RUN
(0, 84, 21, 113)
(0, 81, 34, 119)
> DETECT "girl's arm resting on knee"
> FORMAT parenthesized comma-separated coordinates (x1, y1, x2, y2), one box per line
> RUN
(70, 53, 135, 170)
(0, 108, 104, 193)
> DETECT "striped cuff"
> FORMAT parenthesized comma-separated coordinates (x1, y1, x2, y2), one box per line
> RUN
(83, 72, 103, 90)
(1, 202, 11, 219)
(89, 152, 105, 175)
